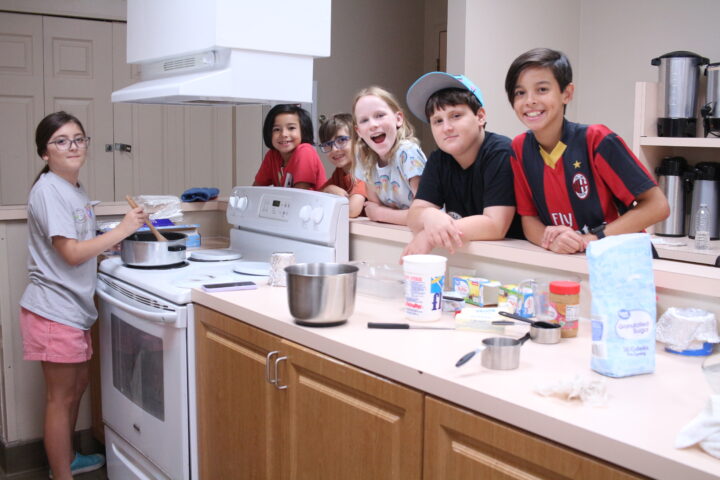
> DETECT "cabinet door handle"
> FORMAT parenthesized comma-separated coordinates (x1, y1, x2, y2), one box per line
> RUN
(104, 143, 133, 153)
(273, 356, 288, 390)
(265, 351, 280, 384)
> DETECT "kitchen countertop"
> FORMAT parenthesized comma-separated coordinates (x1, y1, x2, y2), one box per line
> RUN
(192, 284, 719, 480)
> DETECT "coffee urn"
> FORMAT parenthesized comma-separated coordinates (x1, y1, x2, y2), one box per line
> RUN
(652, 51, 709, 137)
(655, 156, 691, 236)
(701, 62, 720, 137)
(688, 162, 720, 240)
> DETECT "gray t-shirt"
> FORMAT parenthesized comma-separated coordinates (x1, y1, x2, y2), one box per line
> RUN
(21, 171, 98, 329)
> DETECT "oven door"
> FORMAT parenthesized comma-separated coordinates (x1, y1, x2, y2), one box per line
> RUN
(96, 274, 189, 480)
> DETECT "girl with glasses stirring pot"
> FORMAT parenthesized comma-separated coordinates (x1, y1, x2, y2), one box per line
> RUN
(20, 112, 148, 479)
(317, 113, 367, 218)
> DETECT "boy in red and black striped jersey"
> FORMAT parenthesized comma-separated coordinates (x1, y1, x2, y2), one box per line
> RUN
(504, 48, 669, 254)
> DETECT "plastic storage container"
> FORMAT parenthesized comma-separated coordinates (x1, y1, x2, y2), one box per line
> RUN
(353, 261, 404, 299)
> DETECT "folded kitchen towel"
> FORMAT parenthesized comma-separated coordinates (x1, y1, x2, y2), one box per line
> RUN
(676, 395, 720, 458)
(180, 187, 219, 202)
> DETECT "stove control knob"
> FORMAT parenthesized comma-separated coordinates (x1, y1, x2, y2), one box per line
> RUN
(299, 205, 312, 222)
(312, 207, 324, 224)
(236, 196, 248, 211)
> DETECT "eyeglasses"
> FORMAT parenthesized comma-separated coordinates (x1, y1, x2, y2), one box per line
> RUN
(47, 136, 91, 151)
(319, 135, 350, 153)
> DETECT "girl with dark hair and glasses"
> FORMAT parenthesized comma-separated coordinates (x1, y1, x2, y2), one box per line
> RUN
(20, 111, 148, 479)
(317, 113, 367, 217)
(253, 104, 326, 189)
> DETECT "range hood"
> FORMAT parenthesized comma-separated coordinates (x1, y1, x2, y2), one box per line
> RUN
(112, 0, 331, 106)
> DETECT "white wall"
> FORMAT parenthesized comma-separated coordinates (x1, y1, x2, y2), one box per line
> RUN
(448, 0, 580, 138)
(233, 0, 428, 183)
(449, 0, 720, 143)
(576, 0, 720, 142)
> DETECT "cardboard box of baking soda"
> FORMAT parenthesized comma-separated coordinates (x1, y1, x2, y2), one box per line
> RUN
(451, 276, 488, 305)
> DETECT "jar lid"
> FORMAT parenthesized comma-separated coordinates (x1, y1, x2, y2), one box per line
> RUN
(550, 281, 580, 294)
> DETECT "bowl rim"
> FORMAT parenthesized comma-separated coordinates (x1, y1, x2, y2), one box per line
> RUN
(285, 262, 359, 277)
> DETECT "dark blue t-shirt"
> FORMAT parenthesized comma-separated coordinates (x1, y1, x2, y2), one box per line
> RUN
(415, 131, 524, 239)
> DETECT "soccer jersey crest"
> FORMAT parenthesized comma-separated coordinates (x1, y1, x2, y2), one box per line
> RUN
(572, 173, 590, 200)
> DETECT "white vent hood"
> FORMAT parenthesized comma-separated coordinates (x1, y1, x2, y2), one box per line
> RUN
(112, 0, 331, 105)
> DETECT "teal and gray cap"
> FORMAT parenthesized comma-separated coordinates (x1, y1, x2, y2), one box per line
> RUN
(406, 71, 485, 123)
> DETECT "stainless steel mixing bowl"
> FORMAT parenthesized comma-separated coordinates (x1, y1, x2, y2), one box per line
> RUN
(285, 263, 359, 327)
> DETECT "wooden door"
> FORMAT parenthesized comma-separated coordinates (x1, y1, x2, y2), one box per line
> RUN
(281, 340, 423, 480)
(0, 12, 44, 205)
(423, 396, 647, 480)
(42, 16, 114, 201)
(194, 305, 286, 480)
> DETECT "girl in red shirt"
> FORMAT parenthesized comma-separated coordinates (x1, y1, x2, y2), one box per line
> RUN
(253, 104, 326, 189)
(318, 113, 367, 217)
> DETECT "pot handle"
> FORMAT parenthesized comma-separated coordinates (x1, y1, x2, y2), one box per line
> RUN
(455, 345, 486, 367)
(168, 245, 187, 252)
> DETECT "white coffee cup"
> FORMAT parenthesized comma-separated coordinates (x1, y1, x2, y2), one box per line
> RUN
(402, 254, 447, 322)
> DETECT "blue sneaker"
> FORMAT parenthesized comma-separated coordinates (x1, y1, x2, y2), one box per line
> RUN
(50, 452, 106, 478)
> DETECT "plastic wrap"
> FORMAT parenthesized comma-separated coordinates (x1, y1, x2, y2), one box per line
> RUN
(134, 195, 184, 222)
(534, 375, 608, 406)
(657, 308, 719, 351)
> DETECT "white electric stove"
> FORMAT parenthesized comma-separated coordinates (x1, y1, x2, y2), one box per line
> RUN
(96, 187, 348, 479)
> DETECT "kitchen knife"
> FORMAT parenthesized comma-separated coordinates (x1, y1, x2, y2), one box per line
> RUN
(367, 322, 455, 330)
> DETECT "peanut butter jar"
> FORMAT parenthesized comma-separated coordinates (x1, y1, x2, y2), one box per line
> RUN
(549, 281, 581, 338)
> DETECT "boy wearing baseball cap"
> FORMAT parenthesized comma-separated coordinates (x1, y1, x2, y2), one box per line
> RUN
(403, 72, 522, 256)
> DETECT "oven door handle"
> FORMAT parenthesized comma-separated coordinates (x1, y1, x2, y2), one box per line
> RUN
(96, 287, 177, 323)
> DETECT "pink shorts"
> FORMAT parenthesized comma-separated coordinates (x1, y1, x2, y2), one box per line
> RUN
(20, 308, 92, 363)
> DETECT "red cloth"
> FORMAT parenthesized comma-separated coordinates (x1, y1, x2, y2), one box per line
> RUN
(254, 143, 326, 189)
(320, 168, 367, 198)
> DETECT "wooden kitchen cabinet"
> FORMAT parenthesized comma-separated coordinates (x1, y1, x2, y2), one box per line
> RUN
(279, 339, 423, 480)
(195, 304, 286, 480)
(0, 12, 114, 204)
(423, 396, 647, 480)
(194, 305, 424, 479)
(0, 12, 234, 205)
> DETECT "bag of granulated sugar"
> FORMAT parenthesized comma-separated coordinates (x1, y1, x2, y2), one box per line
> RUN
(586, 233, 656, 378)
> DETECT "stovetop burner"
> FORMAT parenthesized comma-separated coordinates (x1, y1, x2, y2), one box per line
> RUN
(124, 261, 190, 270)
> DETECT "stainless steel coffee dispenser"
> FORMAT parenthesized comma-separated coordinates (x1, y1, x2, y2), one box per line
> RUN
(652, 51, 709, 137)
(655, 156, 691, 236)
(701, 62, 720, 138)
(688, 162, 720, 240)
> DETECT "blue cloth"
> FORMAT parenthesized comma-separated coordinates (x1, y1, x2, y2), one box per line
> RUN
(181, 187, 219, 202)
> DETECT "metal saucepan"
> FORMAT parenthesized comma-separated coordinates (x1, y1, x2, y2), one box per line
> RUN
(456, 333, 531, 370)
(499, 311, 561, 345)
(120, 231, 188, 267)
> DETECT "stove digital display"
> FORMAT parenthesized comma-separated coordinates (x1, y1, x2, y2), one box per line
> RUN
(259, 195, 291, 221)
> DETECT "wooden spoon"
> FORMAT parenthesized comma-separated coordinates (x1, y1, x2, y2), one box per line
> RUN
(125, 195, 168, 242)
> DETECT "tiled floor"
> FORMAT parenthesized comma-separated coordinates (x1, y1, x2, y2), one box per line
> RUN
(0, 465, 107, 480)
